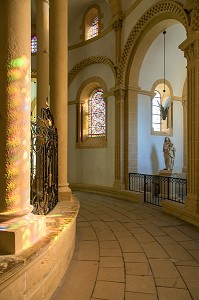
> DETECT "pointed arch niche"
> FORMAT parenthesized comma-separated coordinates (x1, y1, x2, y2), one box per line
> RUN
(124, 19, 187, 180)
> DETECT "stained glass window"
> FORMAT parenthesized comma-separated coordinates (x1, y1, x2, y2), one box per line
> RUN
(31, 36, 37, 54)
(152, 90, 161, 131)
(87, 16, 99, 40)
(88, 88, 106, 137)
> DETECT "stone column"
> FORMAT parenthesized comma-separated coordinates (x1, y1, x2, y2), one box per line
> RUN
(179, 31, 199, 214)
(182, 97, 187, 173)
(112, 18, 123, 65)
(125, 86, 139, 187)
(0, 0, 46, 254)
(49, 0, 71, 195)
(113, 86, 126, 190)
(36, 0, 49, 115)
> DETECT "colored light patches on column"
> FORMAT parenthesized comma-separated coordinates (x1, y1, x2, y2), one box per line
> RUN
(4, 55, 31, 215)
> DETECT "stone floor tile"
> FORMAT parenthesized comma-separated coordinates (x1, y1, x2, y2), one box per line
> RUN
(126, 275, 156, 294)
(157, 287, 192, 300)
(149, 259, 186, 288)
(177, 265, 199, 299)
(179, 240, 199, 250)
(149, 258, 181, 278)
(125, 262, 152, 276)
(99, 241, 120, 249)
(92, 281, 125, 300)
(188, 249, 199, 262)
(161, 227, 192, 242)
(100, 256, 124, 268)
(125, 292, 158, 300)
(123, 252, 148, 263)
(98, 214, 116, 221)
(155, 277, 186, 289)
(142, 224, 165, 236)
(174, 259, 199, 267)
(97, 267, 124, 282)
(90, 220, 108, 229)
(96, 228, 117, 241)
(114, 230, 132, 238)
(141, 242, 169, 259)
(133, 233, 155, 243)
(76, 221, 91, 227)
(106, 221, 126, 230)
(77, 227, 97, 241)
(128, 227, 148, 234)
(51, 260, 98, 300)
(162, 244, 193, 261)
(155, 235, 177, 245)
(73, 240, 99, 261)
(100, 248, 122, 257)
(117, 237, 143, 252)
(123, 222, 141, 229)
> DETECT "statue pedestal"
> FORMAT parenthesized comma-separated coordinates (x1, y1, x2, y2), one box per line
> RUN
(158, 170, 172, 199)
(159, 169, 172, 176)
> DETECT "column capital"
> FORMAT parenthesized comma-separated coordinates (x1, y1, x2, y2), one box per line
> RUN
(179, 31, 199, 62)
(112, 18, 123, 32)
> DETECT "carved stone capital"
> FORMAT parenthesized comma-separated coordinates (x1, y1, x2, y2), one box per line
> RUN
(184, 39, 199, 62)
(112, 19, 123, 32)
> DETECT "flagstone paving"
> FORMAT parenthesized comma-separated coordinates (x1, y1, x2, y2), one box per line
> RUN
(52, 191, 199, 300)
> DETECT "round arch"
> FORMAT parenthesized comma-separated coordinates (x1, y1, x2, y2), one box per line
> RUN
(68, 56, 116, 85)
(118, 0, 189, 85)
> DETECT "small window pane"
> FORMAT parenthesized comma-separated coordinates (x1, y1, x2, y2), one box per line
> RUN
(87, 17, 99, 40)
(88, 88, 106, 137)
(31, 36, 37, 53)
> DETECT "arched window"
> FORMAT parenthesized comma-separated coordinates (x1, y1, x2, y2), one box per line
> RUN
(76, 78, 107, 148)
(87, 16, 99, 40)
(152, 90, 161, 132)
(88, 88, 105, 137)
(31, 36, 37, 53)
(83, 5, 102, 41)
(151, 82, 173, 135)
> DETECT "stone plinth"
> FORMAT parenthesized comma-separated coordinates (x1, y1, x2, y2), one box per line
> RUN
(159, 169, 172, 176)
(0, 213, 46, 255)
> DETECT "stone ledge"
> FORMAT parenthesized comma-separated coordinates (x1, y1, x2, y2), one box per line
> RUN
(70, 183, 142, 203)
(0, 193, 80, 300)
(162, 199, 199, 228)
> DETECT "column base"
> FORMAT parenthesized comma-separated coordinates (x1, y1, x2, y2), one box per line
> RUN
(185, 194, 199, 214)
(0, 213, 46, 255)
(58, 184, 72, 200)
(113, 180, 125, 190)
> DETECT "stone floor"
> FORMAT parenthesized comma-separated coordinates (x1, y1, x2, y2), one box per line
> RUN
(51, 191, 199, 300)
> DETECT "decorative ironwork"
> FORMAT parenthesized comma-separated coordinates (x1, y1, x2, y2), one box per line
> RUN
(30, 106, 58, 214)
(129, 173, 187, 206)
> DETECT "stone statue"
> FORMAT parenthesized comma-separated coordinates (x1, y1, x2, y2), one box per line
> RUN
(163, 137, 176, 170)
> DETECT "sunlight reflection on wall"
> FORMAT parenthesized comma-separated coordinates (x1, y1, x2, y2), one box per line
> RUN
(5, 55, 31, 216)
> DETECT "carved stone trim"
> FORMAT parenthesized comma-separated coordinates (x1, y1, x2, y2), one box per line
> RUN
(118, 0, 189, 84)
(112, 19, 123, 32)
(68, 56, 116, 85)
(190, 3, 199, 32)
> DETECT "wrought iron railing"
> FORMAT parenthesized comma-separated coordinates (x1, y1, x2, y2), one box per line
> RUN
(30, 106, 58, 214)
(129, 173, 187, 206)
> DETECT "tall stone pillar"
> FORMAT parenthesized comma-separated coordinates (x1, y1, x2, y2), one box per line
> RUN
(0, 0, 46, 254)
(113, 87, 126, 190)
(49, 0, 71, 196)
(125, 86, 139, 187)
(36, 0, 49, 115)
(179, 31, 199, 214)
(182, 97, 187, 173)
